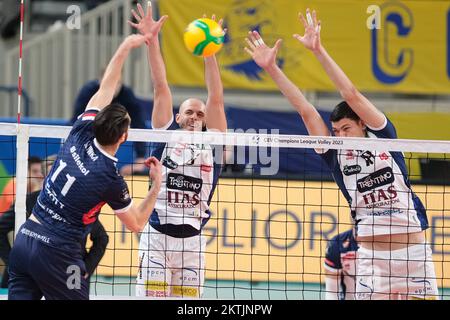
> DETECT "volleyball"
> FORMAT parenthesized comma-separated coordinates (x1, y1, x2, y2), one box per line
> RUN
(183, 18, 224, 57)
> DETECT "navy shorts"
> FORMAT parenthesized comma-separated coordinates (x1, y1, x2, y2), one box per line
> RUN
(8, 219, 89, 300)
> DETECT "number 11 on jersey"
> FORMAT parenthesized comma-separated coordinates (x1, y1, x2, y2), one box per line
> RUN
(51, 160, 76, 196)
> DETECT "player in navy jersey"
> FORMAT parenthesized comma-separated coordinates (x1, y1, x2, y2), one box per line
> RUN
(8, 33, 164, 300)
(324, 229, 358, 300)
(245, 9, 438, 299)
(128, 2, 227, 297)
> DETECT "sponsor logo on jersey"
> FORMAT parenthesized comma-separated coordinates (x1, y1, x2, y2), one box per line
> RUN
(357, 167, 394, 193)
(343, 164, 362, 176)
(120, 188, 131, 202)
(358, 150, 375, 166)
(167, 143, 200, 166)
(70, 146, 90, 176)
(167, 173, 203, 194)
(21, 227, 51, 244)
(44, 181, 65, 209)
(366, 208, 403, 216)
(162, 156, 178, 170)
(84, 142, 99, 161)
(362, 186, 399, 209)
(167, 191, 200, 208)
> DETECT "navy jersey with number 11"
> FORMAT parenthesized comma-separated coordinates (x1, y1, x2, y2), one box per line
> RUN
(33, 109, 132, 242)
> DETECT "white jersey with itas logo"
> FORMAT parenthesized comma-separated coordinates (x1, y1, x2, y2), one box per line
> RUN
(319, 116, 428, 237)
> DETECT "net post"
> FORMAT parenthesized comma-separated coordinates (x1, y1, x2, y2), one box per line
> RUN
(14, 124, 30, 237)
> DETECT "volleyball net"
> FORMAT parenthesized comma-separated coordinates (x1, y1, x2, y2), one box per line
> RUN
(0, 122, 449, 299)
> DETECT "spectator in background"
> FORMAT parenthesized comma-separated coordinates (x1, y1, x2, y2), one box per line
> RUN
(70, 69, 149, 176)
(0, 156, 43, 215)
(0, 156, 44, 288)
(0, 155, 109, 290)
(0, 0, 20, 39)
(85, 0, 110, 10)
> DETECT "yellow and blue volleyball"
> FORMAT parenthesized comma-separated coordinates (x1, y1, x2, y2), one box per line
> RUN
(183, 18, 224, 57)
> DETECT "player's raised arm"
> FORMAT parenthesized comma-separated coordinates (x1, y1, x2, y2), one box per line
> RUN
(129, 1, 172, 129)
(86, 34, 150, 111)
(116, 157, 162, 233)
(244, 31, 329, 137)
(204, 15, 227, 132)
(294, 9, 385, 129)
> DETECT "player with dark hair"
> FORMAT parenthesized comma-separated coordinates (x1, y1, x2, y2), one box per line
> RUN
(129, 1, 227, 298)
(0, 155, 109, 291)
(8, 33, 163, 300)
(244, 9, 438, 300)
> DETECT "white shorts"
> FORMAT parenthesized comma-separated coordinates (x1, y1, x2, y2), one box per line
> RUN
(136, 224, 206, 298)
(356, 243, 439, 300)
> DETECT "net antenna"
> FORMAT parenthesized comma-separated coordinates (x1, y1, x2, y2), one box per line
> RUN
(17, 0, 25, 126)
(14, 0, 29, 235)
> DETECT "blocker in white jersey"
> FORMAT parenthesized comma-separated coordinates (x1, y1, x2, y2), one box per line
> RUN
(244, 10, 438, 299)
(148, 120, 220, 231)
(136, 119, 222, 298)
(320, 113, 438, 299)
(131, 3, 227, 298)
(320, 116, 427, 238)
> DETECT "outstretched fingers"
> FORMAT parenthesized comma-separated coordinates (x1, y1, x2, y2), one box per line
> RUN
(127, 20, 139, 29)
(312, 9, 318, 27)
(146, 1, 152, 18)
(252, 30, 266, 47)
(158, 15, 168, 26)
(243, 46, 254, 57)
(131, 9, 142, 22)
(245, 36, 256, 51)
(293, 33, 303, 41)
(273, 39, 282, 53)
(298, 12, 308, 29)
(306, 8, 314, 27)
(137, 3, 145, 18)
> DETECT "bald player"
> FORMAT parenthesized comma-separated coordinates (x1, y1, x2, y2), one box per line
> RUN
(129, 2, 227, 298)
(244, 9, 438, 300)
